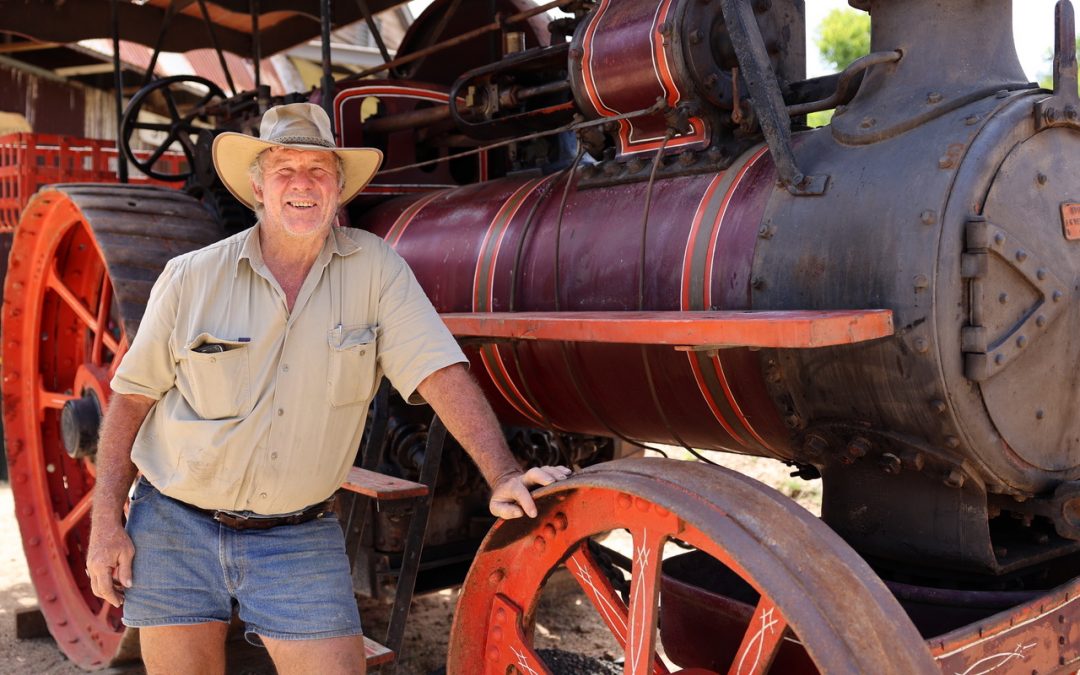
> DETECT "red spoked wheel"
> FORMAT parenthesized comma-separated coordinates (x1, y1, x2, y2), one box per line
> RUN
(448, 458, 937, 675)
(2, 184, 222, 669)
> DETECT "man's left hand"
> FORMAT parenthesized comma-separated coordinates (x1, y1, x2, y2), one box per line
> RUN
(489, 466, 572, 519)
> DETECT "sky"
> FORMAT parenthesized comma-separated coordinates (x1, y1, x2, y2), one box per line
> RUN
(407, 0, 1057, 82)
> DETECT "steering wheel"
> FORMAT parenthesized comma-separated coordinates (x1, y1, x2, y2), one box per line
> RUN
(120, 75, 228, 181)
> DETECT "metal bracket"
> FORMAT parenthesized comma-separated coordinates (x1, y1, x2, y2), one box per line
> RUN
(717, 0, 828, 196)
(1035, 1, 1080, 132)
(961, 216, 1067, 381)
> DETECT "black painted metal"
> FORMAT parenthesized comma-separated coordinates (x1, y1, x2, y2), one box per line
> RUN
(110, 0, 128, 184)
(196, 0, 238, 96)
(320, 0, 335, 134)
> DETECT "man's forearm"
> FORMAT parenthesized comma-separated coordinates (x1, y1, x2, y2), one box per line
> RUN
(91, 394, 155, 525)
(416, 364, 521, 487)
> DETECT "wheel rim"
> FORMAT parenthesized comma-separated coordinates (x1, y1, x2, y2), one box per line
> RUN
(448, 458, 937, 675)
(2, 185, 223, 669)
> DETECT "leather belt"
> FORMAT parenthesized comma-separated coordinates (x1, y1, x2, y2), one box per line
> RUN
(178, 496, 336, 531)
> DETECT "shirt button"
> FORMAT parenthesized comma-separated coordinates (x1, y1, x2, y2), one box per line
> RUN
(271, 452, 278, 460)
(209, 357, 217, 363)
(359, 349, 366, 356)
(282, 364, 289, 373)
(277, 408, 284, 416)
(259, 492, 267, 499)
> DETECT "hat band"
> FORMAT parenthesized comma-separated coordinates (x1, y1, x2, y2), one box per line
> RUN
(268, 135, 336, 148)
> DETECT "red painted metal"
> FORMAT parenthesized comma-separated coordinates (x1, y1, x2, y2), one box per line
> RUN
(0, 133, 184, 230)
(363, 144, 799, 456)
(447, 458, 938, 674)
(928, 573, 1080, 674)
(441, 309, 894, 348)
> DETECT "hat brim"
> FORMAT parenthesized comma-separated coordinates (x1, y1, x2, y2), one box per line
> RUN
(211, 132, 384, 211)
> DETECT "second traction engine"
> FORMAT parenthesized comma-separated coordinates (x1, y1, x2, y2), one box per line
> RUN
(349, 0, 1080, 576)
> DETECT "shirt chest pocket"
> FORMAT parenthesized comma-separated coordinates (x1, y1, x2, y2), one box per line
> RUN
(328, 325, 378, 407)
(183, 333, 252, 420)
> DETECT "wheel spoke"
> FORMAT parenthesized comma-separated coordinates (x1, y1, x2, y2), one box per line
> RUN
(625, 527, 666, 675)
(46, 265, 120, 354)
(91, 273, 113, 365)
(489, 594, 552, 675)
(162, 87, 181, 124)
(39, 386, 76, 411)
(727, 596, 787, 675)
(57, 490, 93, 540)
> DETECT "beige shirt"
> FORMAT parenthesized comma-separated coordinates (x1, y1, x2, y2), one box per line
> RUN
(111, 224, 466, 514)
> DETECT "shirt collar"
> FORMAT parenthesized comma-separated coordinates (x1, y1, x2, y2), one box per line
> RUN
(236, 222, 363, 277)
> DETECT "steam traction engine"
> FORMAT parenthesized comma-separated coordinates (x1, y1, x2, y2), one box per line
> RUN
(3, 0, 1080, 672)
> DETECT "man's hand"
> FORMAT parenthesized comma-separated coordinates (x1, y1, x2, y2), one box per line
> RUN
(86, 521, 135, 607)
(489, 465, 573, 519)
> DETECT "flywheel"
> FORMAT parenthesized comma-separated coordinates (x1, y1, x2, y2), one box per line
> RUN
(448, 458, 938, 674)
(1, 184, 223, 669)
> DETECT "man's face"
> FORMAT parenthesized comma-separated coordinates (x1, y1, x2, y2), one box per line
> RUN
(251, 147, 341, 239)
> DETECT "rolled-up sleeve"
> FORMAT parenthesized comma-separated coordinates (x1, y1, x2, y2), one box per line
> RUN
(110, 258, 181, 400)
(375, 247, 467, 404)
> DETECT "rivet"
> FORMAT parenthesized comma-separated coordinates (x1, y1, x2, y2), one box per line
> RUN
(1036, 409, 1045, 420)
(995, 354, 1005, 365)
(998, 292, 1008, 304)
(655, 505, 669, 517)
(542, 524, 557, 539)
(1036, 172, 1048, 186)
(491, 626, 503, 641)
(495, 607, 506, 624)
(1037, 268, 1047, 280)
(803, 434, 828, 455)
(554, 512, 568, 530)
(1015, 250, 1027, 263)
(914, 337, 929, 353)
(927, 91, 943, 104)
(994, 233, 1005, 245)
(1016, 335, 1027, 348)
(28, 536, 40, 546)
(847, 437, 870, 458)
(944, 436, 960, 449)
(945, 469, 966, 488)
(617, 494, 633, 509)
(1036, 315, 1047, 328)
(880, 453, 902, 474)
(1053, 290, 1063, 302)
(919, 210, 937, 225)
(860, 116, 877, 129)
(913, 274, 929, 290)
(533, 536, 546, 552)
(488, 569, 504, 586)
(46, 593, 57, 602)
(964, 115, 980, 125)
(930, 399, 946, 414)
(634, 497, 650, 512)
(488, 646, 500, 661)
(938, 155, 954, 169)
(995, 89, 1009, 99)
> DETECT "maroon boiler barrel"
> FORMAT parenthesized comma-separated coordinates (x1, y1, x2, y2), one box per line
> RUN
(363, 145, 795, 459)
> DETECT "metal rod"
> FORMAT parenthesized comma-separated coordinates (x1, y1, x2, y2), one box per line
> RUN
(110, 0, 128, 183)
(786, 50, 901, 117)
(142, 1, 178, 90)
(320, 0, 336, 135)
(349, 0, 575, 80)
(354, 0, 392, 64)
(382, 415, 447, 675)
(196, 0, 237, 96)
(1054, 0, 1078, 96)
(251, 0, 262, 92)
(363, 80, 571, 135)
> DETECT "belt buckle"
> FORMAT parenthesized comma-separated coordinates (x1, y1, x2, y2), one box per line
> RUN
(213, 510, 248, 528)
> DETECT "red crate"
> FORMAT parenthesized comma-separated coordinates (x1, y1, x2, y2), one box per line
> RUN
(0, 133, 186, 231)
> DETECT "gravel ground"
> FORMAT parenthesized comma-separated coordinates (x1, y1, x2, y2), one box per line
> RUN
(0, 451, 821, 673)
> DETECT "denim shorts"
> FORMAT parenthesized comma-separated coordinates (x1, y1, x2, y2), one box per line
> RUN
(122, 477, 362, 644)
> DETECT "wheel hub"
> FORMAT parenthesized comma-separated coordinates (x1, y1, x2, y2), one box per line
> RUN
(61, 390, 101, 459)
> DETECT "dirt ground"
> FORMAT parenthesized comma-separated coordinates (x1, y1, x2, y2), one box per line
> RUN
(0, 450, 821, 674)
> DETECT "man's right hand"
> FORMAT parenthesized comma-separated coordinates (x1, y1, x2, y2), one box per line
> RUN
(86, 521, 135, 608)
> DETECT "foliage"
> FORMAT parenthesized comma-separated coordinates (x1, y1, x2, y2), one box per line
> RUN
(816, 8, 871, 72)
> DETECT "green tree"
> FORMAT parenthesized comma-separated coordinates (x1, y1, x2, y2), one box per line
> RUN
(816, 8, 871, 72)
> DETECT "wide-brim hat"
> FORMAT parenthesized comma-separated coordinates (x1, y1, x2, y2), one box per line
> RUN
(212, 102, 383, 210)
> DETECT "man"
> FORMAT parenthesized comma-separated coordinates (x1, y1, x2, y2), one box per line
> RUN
(86, 103, 570, 675)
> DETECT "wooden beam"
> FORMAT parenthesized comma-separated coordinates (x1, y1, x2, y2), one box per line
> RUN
(0, 41, 61, 54)
(441, 310, 895, 350)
